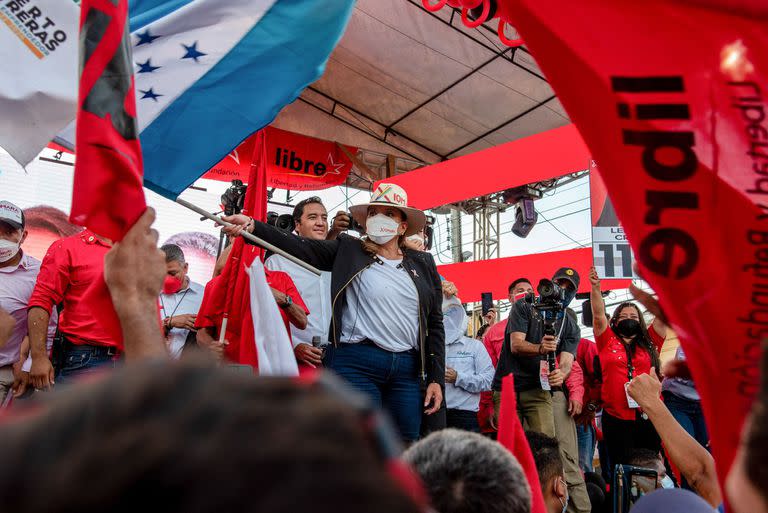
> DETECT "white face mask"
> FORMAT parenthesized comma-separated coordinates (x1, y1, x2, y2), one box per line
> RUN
(366, 214, 400, 244)
(0, 238, 21, 263)
(558, 478, 569, 513)
(660, 475, 675, 489)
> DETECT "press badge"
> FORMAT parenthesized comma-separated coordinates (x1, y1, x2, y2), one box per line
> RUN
(539, 360, 551, 391)
(625, 382, 640, 408)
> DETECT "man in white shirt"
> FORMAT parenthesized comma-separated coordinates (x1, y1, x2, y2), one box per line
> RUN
(443, 297, 495, 432)
(266, 197, 343, 368)
(159, 244, 204, 360)
(0, 201, 56, 401)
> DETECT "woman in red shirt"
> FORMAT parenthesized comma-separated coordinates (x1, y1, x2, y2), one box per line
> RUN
(588, 267, 667, 478)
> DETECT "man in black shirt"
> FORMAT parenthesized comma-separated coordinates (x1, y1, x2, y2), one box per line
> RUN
(492, 267, 581, 437)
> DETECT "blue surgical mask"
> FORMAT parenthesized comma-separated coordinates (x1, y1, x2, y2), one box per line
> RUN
(661, 475, 675, 489)
(561, 288, 576, 308)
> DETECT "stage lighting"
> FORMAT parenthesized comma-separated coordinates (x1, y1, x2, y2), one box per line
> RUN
(511, 197, 538, 238)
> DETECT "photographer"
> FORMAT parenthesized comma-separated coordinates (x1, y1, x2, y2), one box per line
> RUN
(492, 268, 581, 438)
(222, 183, 444, 443)
(589, 266, 667, 479)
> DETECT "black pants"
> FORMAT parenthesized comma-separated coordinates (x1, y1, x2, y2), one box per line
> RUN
(602, 411, 661, 480)
(446, 409, 480, 432)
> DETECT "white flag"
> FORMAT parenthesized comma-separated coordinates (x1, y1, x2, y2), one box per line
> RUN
(0, 0, 78, 166)
(247, 258, 299, 377)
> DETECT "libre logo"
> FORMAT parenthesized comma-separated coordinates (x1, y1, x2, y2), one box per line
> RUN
(275, 147, 329, 177)
(1, 1, 69, 59)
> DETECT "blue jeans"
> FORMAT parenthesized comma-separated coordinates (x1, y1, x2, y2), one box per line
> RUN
(663, 391, 709, 490)
(325, 343, 422, 442)
(55, 343, 122, 386)
(577, 422, 596, 473)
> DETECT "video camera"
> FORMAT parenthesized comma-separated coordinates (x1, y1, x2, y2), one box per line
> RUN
(220, 180, 247, 216)
(266, 211, 296, 233)
(523, 278, 566, 380)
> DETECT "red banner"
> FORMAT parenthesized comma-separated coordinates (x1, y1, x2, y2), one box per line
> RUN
(437, 247, 631, 302)
(504, 0, 767, 487)
(204, 127, 355, 191)
(376, 123, 590, 211)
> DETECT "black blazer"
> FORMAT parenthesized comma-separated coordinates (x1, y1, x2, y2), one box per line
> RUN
(247, 222, 445, 386)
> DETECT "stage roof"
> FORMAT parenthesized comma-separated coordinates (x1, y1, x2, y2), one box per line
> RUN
(272, 0, 569, 188)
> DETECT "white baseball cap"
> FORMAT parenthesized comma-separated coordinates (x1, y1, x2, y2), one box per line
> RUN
(0, 201, 24, 230)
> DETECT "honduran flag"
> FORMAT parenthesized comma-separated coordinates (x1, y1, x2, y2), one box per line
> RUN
(59, 0, 355, 205)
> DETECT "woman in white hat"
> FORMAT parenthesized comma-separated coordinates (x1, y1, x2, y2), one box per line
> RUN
(223, 183, 445, 442)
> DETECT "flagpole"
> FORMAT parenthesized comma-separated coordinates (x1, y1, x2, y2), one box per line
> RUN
(175, 198, 321, 276)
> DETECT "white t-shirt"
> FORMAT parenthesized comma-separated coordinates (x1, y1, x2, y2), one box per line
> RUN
(266, 253, 332, 347)
(340, 256, 419, 352)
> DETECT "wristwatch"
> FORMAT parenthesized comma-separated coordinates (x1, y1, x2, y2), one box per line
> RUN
(279, 294, 293, 309)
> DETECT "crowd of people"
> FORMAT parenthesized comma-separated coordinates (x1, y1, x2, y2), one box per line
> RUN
(0, 184, 765, 513)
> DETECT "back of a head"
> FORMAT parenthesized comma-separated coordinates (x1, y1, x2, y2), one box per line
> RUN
(631, 488, 714, 513)
(525, 431, 564, 487)
(0, 363, 421, 513)
(403, 428, 531, 513)
(626, 448, 662, 470)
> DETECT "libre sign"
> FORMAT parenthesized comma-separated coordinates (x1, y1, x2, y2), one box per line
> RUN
(204, 127, 356, 191)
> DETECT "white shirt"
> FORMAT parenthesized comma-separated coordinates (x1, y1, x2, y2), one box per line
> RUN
(0, 252, 56, 368)
(265, 253, 331, 348)
(445, 336, 495, 411)
(340, 256, 419, 352)
(159, 280, 204, 359)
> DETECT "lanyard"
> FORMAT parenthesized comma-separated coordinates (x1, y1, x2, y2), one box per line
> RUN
(160, 287, 191, 321)
(622, 341, 635, 381)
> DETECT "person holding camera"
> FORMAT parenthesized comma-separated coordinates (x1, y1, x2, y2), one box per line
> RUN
(492, 268, 581, 438)
(588, 266, 667, 479)
(222, 183, 444, 443)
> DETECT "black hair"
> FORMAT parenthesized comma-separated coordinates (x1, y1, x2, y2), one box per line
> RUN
(745, 340, 768, 500)
(0, 362, 422, 513)
(525, 431, 563, 486)
(626, 448, 662, 469)
(508, 277, 532, 295)
(609, 302, 661, 377)
(292, 196, 325, 225)
(160, 243, 185, 264)
(476, 324, 490, 339)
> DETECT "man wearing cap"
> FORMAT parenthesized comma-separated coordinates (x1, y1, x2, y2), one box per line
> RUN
(492, 268, 581, 438)
(222, 183, 445, 443)
(0, 201, 57, 402)
(27, 216, 119, 388)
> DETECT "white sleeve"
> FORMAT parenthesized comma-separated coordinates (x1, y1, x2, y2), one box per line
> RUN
(454, 340, 495, 393)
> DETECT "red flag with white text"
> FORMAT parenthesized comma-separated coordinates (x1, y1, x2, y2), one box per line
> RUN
(502, 0, 768, 487)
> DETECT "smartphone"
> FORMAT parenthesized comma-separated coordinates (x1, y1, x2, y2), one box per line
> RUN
(481, 292, 493, 316)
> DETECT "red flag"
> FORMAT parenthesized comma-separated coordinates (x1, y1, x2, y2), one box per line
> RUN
(199, 130, 268, 368)
(497, 374, 547, 513)
(502, 0, 767, 487)
(70, 0, 145, 242)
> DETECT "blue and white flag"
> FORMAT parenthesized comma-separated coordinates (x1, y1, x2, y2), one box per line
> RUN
(59, 0, 355, 198)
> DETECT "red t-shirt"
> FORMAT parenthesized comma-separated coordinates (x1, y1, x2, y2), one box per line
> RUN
(597, 325, 665, 420)
(27, 230, 118, 347)
(478, 319, 507, 433)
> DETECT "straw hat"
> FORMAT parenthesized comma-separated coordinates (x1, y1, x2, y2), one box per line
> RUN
(349, 183, 426, 237)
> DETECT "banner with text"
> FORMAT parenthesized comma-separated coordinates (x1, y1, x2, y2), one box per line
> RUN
(590, 161, 635, 279)
(504, 0, 767, 488)
(204, 127, 355, 191)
